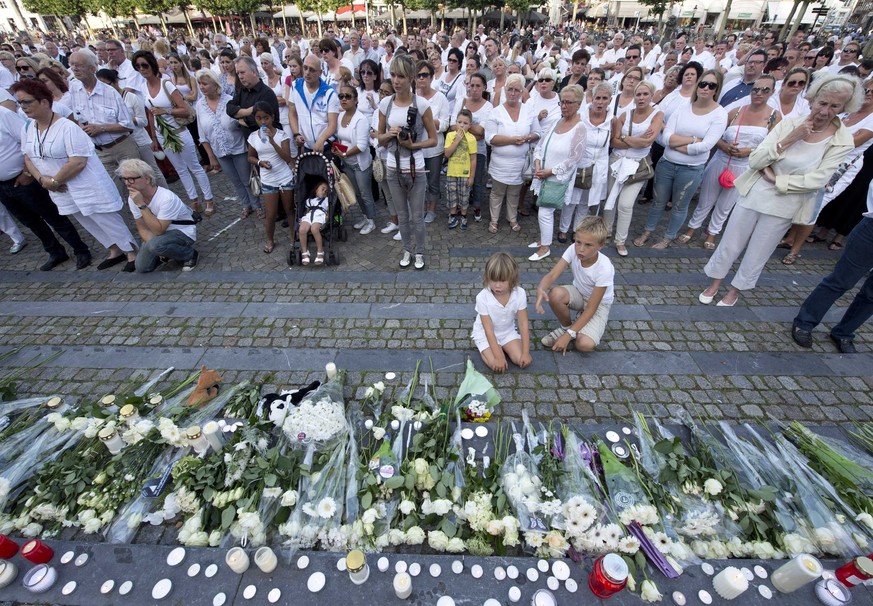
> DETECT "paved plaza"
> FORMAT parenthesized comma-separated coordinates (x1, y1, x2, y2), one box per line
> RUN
(1, 171, 872, 426)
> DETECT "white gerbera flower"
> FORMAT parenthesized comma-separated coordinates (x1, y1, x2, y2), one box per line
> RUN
(316, 497, 337, 519)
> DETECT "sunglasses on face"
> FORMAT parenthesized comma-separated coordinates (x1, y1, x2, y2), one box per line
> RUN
(338, 93, 354, 100)
(16, 65, 31, 72)
(447, 58, 458, 63)
(706, 44, 714, 48)
(865, 89, 873, 95)
(416, 72, 430, 79)
(134, 63, 150, 71)
(844, 49, 859, 54)
(121, 176, 141, 183)
(751, 86, 771, 94)
(539, 78, 553, 83)
(786, 79, 806, 87)
(360, 70, 374, 75)
(697, 81, 718, 90)
(626, 55, 639, 60)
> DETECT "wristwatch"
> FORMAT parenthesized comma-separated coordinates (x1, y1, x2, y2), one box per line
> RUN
(138, 205, 148, 210)
(566, 329, 577, 340)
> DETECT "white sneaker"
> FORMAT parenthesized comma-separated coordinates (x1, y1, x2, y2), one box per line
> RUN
(423, 211, 436, 224)
(393, 231, 402, 241)
(359, 219, 375, 235)
(414, 254, 425, 270)
(541, 327, 567, 347)
(353, 218, 368, 230)
(381, 222, 398, 234)
(399, 251, 412, 267)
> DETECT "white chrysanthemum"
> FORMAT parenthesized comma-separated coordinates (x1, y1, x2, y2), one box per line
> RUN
(316, 497, 337, 519)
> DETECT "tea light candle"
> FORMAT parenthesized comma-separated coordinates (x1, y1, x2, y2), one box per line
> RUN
(346, 549, 369, 585)
(225, 547, 250, 574)
(20, 539, 53, 564)
(393, 572, 412, 599)
(22, 564, 57, 594)
(326, 363, 338, 379)
(98, 426, 124, 455)
(254, 547, 278, 574)
(713, 566, 749, 600)
(815, 578, 852, 606)
(203, 421, 225, 452)
(0, 561, 18, 589)
(0, 534, 18, 559)
(772, 554, 823, 594)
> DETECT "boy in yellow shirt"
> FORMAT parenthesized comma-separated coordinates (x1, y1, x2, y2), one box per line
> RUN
(444, 109, 478, 231)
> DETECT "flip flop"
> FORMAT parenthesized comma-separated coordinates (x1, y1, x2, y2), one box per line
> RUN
(828, 241, 844, 251)
(263, 243, 274, 254)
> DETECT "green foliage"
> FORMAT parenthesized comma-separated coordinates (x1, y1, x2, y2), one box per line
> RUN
(638, 0, 670, 16)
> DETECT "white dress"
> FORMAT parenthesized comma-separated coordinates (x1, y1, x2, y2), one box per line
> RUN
(21, 116, 122, 216)
(570, 111, 611, 206)
(471, 286, 527, 352)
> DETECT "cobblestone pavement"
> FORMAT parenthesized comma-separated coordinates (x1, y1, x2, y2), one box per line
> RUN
(2, 169, 870, 427)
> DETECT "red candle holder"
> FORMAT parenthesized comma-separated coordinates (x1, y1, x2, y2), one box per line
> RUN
(0, 535, 17, 559)
(20, 540, 53, 565)
(835, 556, 873, 587)
(588, 553, 628, 599)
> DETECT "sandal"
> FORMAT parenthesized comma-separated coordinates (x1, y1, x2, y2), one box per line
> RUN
(777, 241, 792, 249)
(828, 241, 844, 251)
(676, 233, 693, 244)
(557, 232, 567, 243)
(633, 231, 651, 247)
(203, 203, 216, 217)
(241, 207, 253, 219)
(703, 240, 716, 250)
(263, 242, 274, 254)
(782, 252, 801, 265)
(518, 208, 530, 217)
(255, 207, 266, 220)
(488, 222, 498, 234)
(806, 234, 827, 244)
(651, 238, 672, 250)
(301, 251, 310, 265)
(510, 221, 520, 232)
(314, 251, 324, 265)
(191, 201, 203, 212)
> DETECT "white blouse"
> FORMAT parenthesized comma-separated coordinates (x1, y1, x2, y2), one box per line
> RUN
(484, 102, 541, 186)
(195, 94, 247, 158)
(336, 109, 372, 170)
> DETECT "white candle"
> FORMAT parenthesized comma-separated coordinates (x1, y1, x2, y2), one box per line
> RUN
(254, 547, 277, 574)
(772, 554, 822, 594)
(393, 572, 412, 599)
(225, 548, 250, 574)
(203, 421, 225, 452)
(98, 427, 124, 455)
(326, 363, 338, 379)
(713, 566, 749, 600)
(185, 426, 210, 455)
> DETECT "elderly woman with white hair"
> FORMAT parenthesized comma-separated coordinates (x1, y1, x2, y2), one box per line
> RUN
(699, 72, 860, 307)
(519, 66, 560, 216)
(484, 73, 541, 233)
(117, 158, 199, 273)
(194, 69, 263, 219)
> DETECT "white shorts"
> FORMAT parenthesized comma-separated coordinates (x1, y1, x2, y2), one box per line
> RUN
(471, 328, 522, 353)
(300, 209, 327, 226)
(562, 285, 612, 346)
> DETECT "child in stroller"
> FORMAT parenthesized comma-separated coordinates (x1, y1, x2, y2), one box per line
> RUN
(299, 179, 329, 265)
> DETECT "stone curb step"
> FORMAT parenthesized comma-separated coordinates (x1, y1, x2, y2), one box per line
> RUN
(0, 344, 868, 378)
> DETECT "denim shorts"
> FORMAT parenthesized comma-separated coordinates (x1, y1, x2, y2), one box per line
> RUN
(262, 180, 295, 195)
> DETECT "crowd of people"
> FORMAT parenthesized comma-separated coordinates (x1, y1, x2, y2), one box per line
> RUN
(2, 21, 873, 355)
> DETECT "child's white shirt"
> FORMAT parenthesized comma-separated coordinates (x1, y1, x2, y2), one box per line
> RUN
(471, 286, 528, 344)
(561, 247, 615, 304)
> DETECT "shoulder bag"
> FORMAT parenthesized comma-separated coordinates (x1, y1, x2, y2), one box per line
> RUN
(161, 80, 195, 127)
(718, 106, 745, 189)
(537, 129, 569, 209)
(248, 166, 262, 197)
(624, 109, 655, 184)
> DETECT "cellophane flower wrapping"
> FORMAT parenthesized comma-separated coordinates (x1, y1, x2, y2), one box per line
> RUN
(502, 420, 552, 534)
(453, 359, 500, 422)
(282, 371, 349, 450)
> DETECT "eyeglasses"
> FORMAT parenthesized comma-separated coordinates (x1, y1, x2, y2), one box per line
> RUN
(319, 48, 331, 54)
(416, 72, 431, 79)
(865, 88, 873, 95)
(447, 58, 458, 63)
(121, 176, 142, 184)
(17, 98, 36, 107)
(539, 78, 553, 83)
(804, 55, 816, 61)
(705, 44, 714, 48)
(844, 49, 859, 54)
(559, 99, 580, 105)
(697, 81, 718, 90)
(786, 79, 807, 87)
(379, 89, 392, 95)
(338, 93, 354, 100)
(751, 86, 772, 94)
(360, 70, 374, 76)
(625, 55, 640, 60)
(134, 63, 150, 71)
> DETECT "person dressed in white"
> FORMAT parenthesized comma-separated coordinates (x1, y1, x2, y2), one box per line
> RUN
(336, 85, 378, 235)
(134, 50, 215, 214)
(414, 60, 450, 225)
(527, 67, 561, 134)
(528, 85, 587, 262)
(484, 73, 541, 233)
(562, 82, 613, 241)
(15, 79, 137, 271)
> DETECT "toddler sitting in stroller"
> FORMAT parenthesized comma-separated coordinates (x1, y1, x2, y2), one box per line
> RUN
(300, 179, 329, 265)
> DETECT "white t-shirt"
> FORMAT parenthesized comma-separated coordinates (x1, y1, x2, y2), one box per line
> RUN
(378, 94, 432, 171)
(561, 247, 615, 304)
(247, 129, 294, 187)
(128, 186, 197, 241)
(288, 79, 340, 150)
(471, 286, 527, 344)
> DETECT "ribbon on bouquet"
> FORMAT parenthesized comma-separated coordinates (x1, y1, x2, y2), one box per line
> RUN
(603, 157, 642, 212)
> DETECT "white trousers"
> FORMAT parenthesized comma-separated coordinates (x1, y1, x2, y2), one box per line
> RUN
(160, 129, 213, 202)
(602, 180, 645, 245)
(537, 207, 555, 246)
(72, 211, 137, 253)
(0, 204, 24, 245)
(704, 204, 792, 291)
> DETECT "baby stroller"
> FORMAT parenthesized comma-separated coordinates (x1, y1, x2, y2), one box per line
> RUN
(289, 151, 347, 266)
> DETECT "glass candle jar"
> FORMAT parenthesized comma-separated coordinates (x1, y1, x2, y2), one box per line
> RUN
(98, 426, 124, 455)
(185, 426, 210, 454)
(20, 539, 53, 564)
(0, 535, 18, 559)
(119, 404, 139, 421)
(588, 554, 628, 599)
(347, 549, 369, 585)
(836, 556, 873, 588)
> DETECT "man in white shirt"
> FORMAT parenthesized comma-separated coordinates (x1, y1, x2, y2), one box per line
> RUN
(601, 34, 626, 71)
(360, 35, 379, 63)
(343, 31, 365, 72)
(691, 37, 716, 70)
(288, 53, 339, 154)
(438, 33, 451, 65)
(105, 39, 146, 94)
(640, 37, 660, 73)
(828, 41, 861, 72)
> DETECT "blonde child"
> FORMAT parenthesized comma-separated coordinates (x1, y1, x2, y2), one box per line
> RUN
(444, 108, 478, 230)
(535, 216, 615, 353)
(472, 252, 532, 373)
(299, 179, 329, 265)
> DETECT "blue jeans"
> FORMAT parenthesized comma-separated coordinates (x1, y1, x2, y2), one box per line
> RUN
(218, 152, 261, 210)
(644, 159, 705, 239)
(135, 230, 196, 273)
(343, 161, 377, 220)
(469, 153, 487, 211)
(424, 154, 443, 205)
(795, 217, 873, 341)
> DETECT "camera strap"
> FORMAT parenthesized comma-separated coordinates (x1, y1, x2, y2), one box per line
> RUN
(386, 94, 421, 191)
